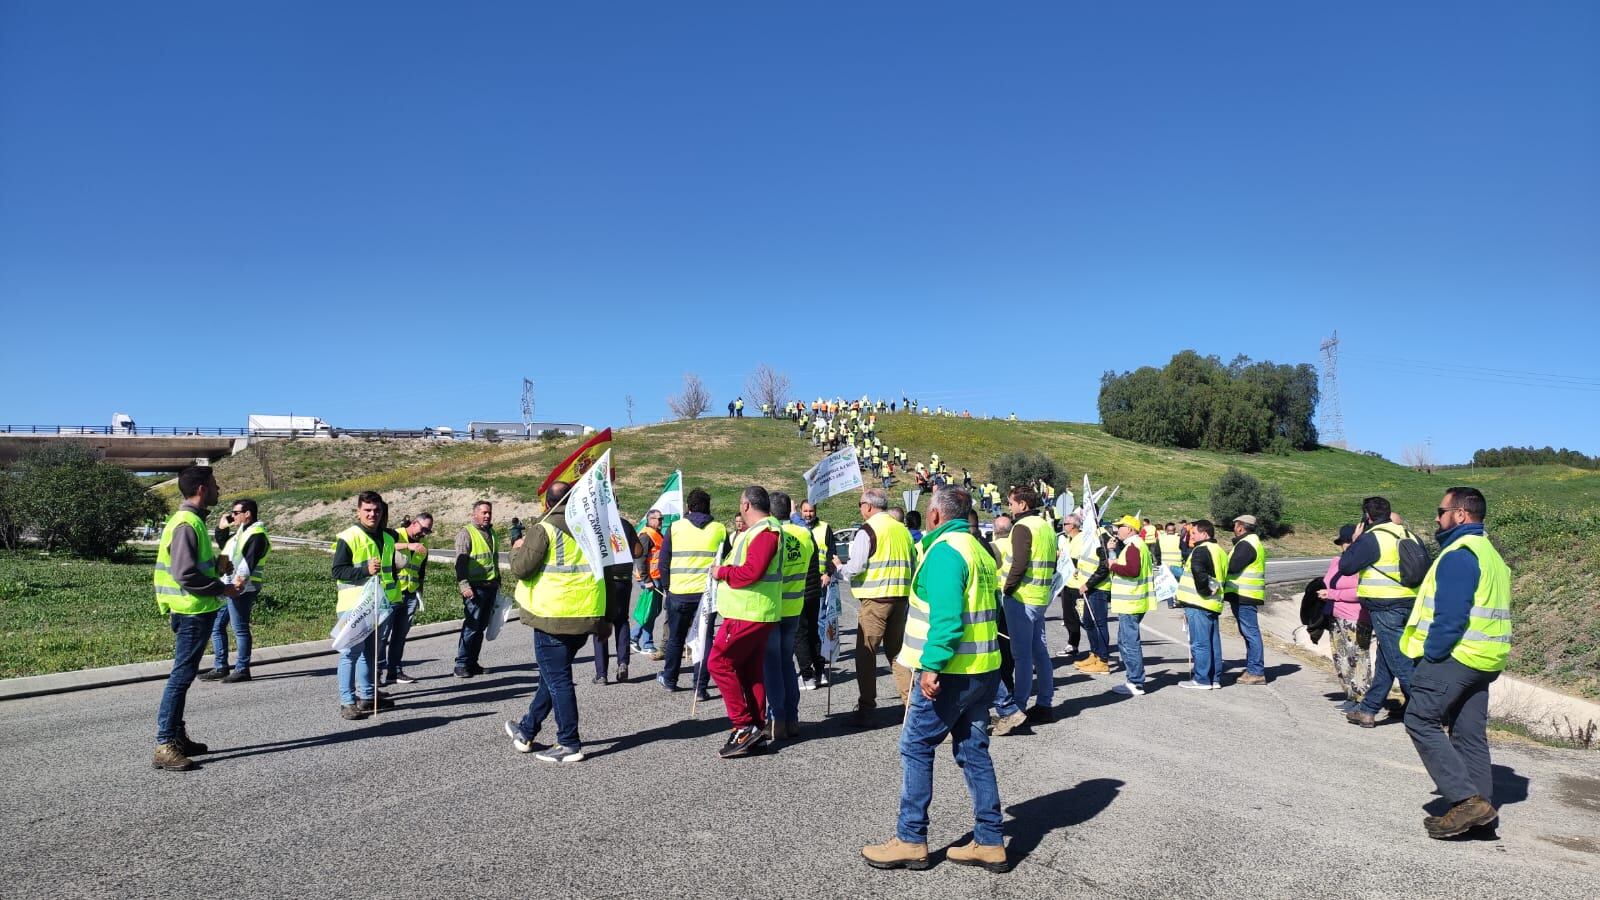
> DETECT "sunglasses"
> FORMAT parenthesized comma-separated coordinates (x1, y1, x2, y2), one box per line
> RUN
(1437, 507, 1466, 516)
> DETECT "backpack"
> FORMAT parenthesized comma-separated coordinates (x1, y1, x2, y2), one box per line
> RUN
(1376, 524, 1431, 588)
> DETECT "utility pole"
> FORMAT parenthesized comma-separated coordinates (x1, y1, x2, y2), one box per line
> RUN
(1319, 331, 1346, 449)
(521, 378, 535, 438)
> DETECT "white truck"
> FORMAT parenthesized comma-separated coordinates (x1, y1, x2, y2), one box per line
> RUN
(111, 413, 135, 434)
(247, 414, 331, 436)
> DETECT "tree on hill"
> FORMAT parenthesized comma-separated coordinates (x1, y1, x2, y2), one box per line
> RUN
(667, 373, 710, 420)
(1098, 350, 1318, 454)
(1472, 445, 1599, 469)
(989, 451, 1065, 494)
(746, 364, 790, 416)
(1209, 467, 1285, 536)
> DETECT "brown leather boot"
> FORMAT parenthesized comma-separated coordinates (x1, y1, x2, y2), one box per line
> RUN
(1426, 796, 1498, 839)
(152, 741, 194, 772)
(862, 837, 930, 870)
(946, 840, 1011, 873)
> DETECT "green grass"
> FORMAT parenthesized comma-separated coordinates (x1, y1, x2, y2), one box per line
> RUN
(0, 548, 463, 678)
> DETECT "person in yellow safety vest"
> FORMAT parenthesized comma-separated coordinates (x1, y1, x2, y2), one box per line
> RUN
(331, 490, 405, 719)
(654, 488, 726, 697)
(990, 486, 1059, 736)
(1338, 495, 1421, 727)
(151, 465, 241, 772)
(761, 492, 816, 741)
(1223, 515, 1269, 685)
(381, 511, 434, 687)
(797, 500, 835, 689)
(832, 487, 916, 727)
(201, 497, 271, 684)
(1063, 514, 1112, 674)
(1157, 523, 1182, 581)
(862, 486, 1009, 874)
(504, 480, 606, 763)
(708, 486, 785, 759)
(1175, 520, 1228, 690)
(452, 500, 501, 679)
(1399, 487, 1513, 840)
(734, 396, 745, 417)
(1108, 515, 1154, 696)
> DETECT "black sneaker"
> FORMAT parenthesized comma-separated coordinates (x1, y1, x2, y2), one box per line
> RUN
(454, 666, 472, 679)
(221, 669, 251, 684)
(616, 666, 629, 683)
(340, 703, 367, 720)
(467, 663, 485, 676)
(592, 674, 608, 685)
(198, 668, 227, 682)
(695, 688, 712, 702)
(391, 668, 418, 685)
(719, 725, 763, 759)
(655, 674, 679, 692)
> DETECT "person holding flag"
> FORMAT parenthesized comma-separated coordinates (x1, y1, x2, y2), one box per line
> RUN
(504, 480, 605, 763)
(1063, 514, 1112, 675)
(708, 486, 784, 759)
(655, 488, 725, 699)
(330, 491, 403, 719)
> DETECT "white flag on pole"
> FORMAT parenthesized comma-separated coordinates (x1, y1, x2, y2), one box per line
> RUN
(565, 449, 633, 579)
(902, 489, 921, 514)
(804, 445, 865, 504)
(330, 578, 391, 651)
(687, 549, 724, 666)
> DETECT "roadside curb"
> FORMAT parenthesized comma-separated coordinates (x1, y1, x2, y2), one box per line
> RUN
(0, 619, 465, 702)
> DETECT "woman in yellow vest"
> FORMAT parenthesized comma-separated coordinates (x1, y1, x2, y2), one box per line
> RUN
(1399, 487, 1512, 840)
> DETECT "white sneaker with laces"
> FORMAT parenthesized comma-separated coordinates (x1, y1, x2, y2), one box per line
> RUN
(1112, 682, 1146, 696)
(504, 721, 533, 753)
(535, 745, 585, 763)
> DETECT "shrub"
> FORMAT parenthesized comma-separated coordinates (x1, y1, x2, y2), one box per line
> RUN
(5, 445, 168, 558)
(1209, 467, 1285, 536)
(989, 451, 1065, 494)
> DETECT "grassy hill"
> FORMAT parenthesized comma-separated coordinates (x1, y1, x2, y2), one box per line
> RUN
(207, 416, 1600, 557)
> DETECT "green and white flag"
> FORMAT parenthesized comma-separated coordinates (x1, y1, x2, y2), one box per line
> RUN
(646, 470, 683, 530)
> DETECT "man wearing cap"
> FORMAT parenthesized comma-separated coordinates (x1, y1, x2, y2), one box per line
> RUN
(833, 488, 916, 728)
(1108, 515, 1154, 696)
(1224, 515, 1269, 685)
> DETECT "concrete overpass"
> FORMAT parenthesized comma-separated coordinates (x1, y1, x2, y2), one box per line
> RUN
(0, 433, 243, 472)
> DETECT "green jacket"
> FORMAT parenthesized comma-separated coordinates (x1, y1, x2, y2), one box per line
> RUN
(911, 518, 973, 673)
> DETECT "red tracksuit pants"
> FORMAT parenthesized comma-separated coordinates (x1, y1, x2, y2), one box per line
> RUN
(708, 618, 776, 728)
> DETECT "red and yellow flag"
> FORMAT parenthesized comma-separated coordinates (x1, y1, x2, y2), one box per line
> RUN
(538, 428, 613, 497)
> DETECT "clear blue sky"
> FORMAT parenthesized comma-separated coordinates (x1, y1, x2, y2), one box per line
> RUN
(3, 1, 1596, 463)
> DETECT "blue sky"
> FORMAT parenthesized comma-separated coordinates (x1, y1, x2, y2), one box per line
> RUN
(2, 1, 1596, 463)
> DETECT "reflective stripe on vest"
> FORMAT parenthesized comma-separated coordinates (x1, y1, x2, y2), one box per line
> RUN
(898, 530, 1001, 675)
(512, 522, 605, 618)
(1399, 533, 1512, 672)
(853, 513, 915, 600)
(1109, 536, 1154, 615)
(668, 518, 727, 594)
(1010, 514, 1057, 605)
(464, 525, 500, 584)
(1226, 533, 1268, 602)
(335, 526, 401, 612)
(1158, 532, 1181, 566)
(1176, 542, 1226, 613)
(778, 522, 816, 618)
(222, 522, 270, 586)
(717, 517, 783, 623)
(396, 530, 426, 595)
(1356, 524, 1418, 601)
(153, 509, 223, 615)
(810, 521, 829, 575)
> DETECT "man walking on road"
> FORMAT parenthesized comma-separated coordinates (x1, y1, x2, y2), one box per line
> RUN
(505, 481, 605, 763)
(833, 488, 916, 727)
(454, 500, 500, 678)
(1224, 515, 1269, 685)
(862, 487, 1009, 874)
(1340, 496, 1420, 727)
(1402, 487, 1511, 839)
(709, 486, 784, 758)
(382, 512, 433, 686)
(202, 498, 268, 684)
(152, 466, 240, 771)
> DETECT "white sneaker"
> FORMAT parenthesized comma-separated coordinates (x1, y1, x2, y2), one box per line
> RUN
(504, 720, 533, 753)
(1178, 680, 1210, 691)
(1112, 682, 1145, 696)
(1210, 683, 1222, 690)
(799, 678, 818, 691)
(535, 744, 585, 763)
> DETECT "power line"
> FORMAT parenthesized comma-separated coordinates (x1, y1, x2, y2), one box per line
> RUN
(1345, 351, 1600, 388)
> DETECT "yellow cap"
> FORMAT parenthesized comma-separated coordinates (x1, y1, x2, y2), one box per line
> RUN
(1115, 515, 1142, 531)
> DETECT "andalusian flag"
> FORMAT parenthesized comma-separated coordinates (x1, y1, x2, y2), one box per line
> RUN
(645, 470, 683, 529)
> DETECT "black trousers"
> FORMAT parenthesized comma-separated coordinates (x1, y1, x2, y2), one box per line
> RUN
(795, 588, 827, 678)
(1060, 588, 1083, 651)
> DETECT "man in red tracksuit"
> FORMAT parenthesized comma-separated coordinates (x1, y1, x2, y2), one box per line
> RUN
(708, 485, 783, 759)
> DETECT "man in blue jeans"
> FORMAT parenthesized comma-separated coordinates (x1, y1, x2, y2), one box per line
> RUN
(1223, 515, 1268, 685)
(1339, 496, 1420, 726)
(152, 466, 240, 771)
(202, 498, 269, 684)
(763, 492, 814, 740)
(863, 487, 1009, 874)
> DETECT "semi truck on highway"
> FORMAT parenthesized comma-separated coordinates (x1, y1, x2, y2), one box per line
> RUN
(247, 414, 331, 436)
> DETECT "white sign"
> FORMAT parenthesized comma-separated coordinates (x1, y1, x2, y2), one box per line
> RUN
(902, 489, 921, 514)
(566, 449, 633, 579)
(804, 445, 865, 504)
(687, 549, 724, 667)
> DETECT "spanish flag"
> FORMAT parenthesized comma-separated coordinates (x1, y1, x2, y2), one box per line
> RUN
(538, 427, 613, 497)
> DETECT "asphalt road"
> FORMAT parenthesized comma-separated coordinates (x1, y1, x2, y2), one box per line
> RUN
(1, 580, 1597, 898)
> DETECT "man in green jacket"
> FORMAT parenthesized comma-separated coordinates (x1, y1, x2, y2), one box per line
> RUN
(863, 486, 1009, 874)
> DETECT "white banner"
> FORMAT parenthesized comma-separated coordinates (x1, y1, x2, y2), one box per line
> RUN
(804, 445, 864, 504)
(902, 489, 921, 514)
(566, 449, 633, 579)
(687, 549, 724, 667)
(329, 578, 391, 651)
(819, 579, 841, 663)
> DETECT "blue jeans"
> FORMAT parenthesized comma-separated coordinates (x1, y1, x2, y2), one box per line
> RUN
(517, 629, 588, 750)
(660, 594, 711, 689)
(1360, 600, 1418, 715)
(763, 616, 802, 725)
(456, 583, 497, 668)
(1227, 599, 1265, 676)
(1183, 606, 1222, 685)
(381, 592, 420, 673)
(336, 611, 379, 705)
(1082, 589, 1111, 660)
(1117, 610, 1144, 684)
(897, 669, 1003, 846)
(630, 588, 661, 650)
(209, 590, 256, 672)
(993, 597, 1052, 715)
(156, 610, 218, 743)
